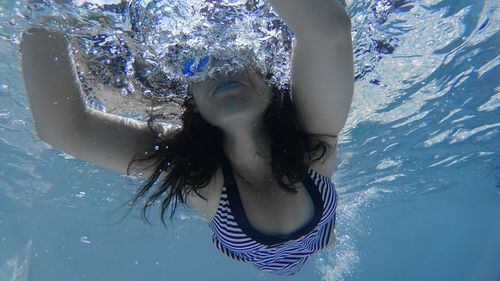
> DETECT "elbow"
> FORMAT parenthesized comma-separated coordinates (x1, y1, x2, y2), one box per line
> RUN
(35, 127, 50, 145)
(32, 118, 56, 145)
(33, 124, 63, 149)
(32, 114, 84, 150)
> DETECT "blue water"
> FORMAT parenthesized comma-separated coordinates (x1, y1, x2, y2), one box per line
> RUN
(1, 0, 499, 280)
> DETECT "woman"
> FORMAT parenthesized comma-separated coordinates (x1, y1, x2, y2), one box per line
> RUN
(21, 0, 353, 276)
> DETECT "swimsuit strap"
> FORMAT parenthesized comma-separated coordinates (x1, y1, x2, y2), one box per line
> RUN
(219, 153, 324, 245)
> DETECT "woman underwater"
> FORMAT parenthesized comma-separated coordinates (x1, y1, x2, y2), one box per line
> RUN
(20, 0, 354, 276)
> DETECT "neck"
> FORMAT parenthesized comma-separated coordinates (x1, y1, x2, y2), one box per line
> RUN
(220, 118, 273, 184)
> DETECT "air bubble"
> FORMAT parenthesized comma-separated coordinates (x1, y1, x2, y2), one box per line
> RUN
(119, 88, 128, 97)
(80, 236, 91, 244)
(75, 191, 86, 198)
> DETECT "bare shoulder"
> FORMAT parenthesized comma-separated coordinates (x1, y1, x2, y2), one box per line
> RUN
(308, 135, 339, 179)
(184, 166, 224, 223)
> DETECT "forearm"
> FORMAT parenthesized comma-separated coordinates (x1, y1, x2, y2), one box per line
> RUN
(20, 28, 180, 176)
(267, 0, 350, 40)
(21, 28, 87, 144)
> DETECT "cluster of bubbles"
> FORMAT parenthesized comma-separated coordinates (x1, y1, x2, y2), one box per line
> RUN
(131, 0, 294, 87)
(52, 0, 295, 118)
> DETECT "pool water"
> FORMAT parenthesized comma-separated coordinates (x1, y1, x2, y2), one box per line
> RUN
(1, 0, 499, 280)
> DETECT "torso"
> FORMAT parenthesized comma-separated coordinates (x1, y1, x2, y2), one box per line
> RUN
(235, 176, 315, 237)
(186, 136, 338, 246)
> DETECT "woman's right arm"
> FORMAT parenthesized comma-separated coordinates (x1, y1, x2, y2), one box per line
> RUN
(21, 27, 176, 178)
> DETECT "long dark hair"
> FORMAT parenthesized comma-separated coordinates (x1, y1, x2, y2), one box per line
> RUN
(123, 84, 334, 226)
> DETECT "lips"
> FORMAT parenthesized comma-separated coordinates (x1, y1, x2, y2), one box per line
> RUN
(213, 80, 242, 95)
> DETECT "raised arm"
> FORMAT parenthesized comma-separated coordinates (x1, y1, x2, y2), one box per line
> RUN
(268, 0, 354, 136)
(21, 27, 175, 178)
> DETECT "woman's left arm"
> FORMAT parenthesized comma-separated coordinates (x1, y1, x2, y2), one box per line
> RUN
(268, 0, 354, 136)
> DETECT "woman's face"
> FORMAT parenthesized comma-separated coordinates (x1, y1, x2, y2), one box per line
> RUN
(190, 68, 273, 127)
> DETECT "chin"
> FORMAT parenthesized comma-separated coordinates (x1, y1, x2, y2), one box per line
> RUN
(214, 106, 266, 127)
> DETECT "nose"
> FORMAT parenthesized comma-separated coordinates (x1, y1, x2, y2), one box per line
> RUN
(212, 69, 225, 81)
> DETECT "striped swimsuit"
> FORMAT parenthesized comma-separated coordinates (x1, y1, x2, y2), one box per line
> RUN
(207, 156, 338, 276)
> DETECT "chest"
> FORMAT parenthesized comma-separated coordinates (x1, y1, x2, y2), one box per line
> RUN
(233, 176, 316, 237)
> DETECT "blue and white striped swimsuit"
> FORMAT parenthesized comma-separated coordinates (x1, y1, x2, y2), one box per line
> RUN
(208, 156, 338, 276)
